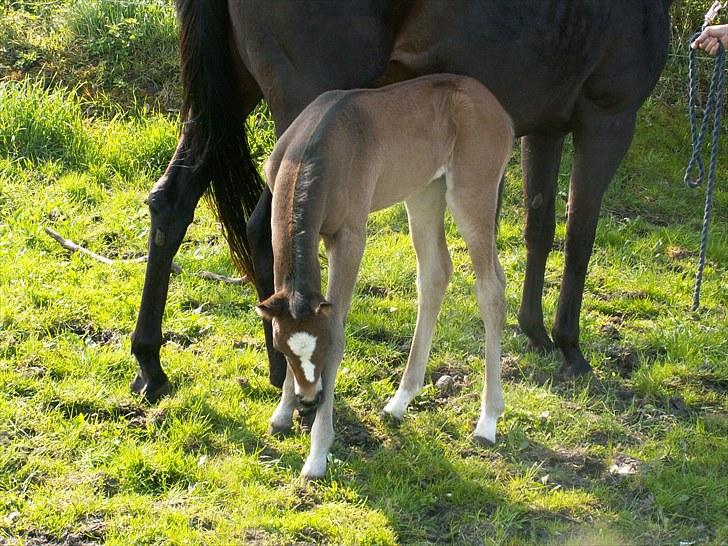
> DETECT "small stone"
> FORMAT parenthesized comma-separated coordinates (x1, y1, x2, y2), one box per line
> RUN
(4, 511, 20, 525)
(435, 374, 454, 393)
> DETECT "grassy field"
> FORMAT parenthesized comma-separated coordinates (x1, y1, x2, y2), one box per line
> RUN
(1, 2, 727, 544)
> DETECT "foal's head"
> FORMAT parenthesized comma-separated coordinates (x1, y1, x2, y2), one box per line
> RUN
(256, 290, 333, 408)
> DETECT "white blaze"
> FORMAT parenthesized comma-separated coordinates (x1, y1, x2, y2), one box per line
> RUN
(287, 331, 317, 383)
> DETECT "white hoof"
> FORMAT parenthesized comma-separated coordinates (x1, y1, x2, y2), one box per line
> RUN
(301, 455, 327, 480)
(473, 414, 498, 445)
(383, 389, 414, 421)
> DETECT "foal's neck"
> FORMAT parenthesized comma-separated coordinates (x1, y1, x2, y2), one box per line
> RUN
(271, 162, 328, 301)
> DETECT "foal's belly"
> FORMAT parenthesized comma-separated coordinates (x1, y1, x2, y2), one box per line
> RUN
(369, 164, 446, 213)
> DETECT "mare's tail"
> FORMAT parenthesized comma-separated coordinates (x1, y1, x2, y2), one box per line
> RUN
(177, 0, 263, 282)
(495, 173, 505, 235)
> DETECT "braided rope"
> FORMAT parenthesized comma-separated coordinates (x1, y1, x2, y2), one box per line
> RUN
(684, 31, 724, 311)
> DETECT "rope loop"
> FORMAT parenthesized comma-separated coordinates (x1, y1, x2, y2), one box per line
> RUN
(684, 30, 725, 310)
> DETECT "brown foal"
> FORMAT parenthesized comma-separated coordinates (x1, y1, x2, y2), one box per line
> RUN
(256, 74, 513, 479)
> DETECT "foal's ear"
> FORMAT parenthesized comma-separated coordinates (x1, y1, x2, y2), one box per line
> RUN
(315, 300, 333, 317)
(255, 293, 289, 321)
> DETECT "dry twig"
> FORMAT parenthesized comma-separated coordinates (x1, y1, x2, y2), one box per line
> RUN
(43, 226, 247, 285)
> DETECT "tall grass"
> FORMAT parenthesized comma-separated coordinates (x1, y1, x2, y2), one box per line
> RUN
(67, 0, 177, 60)
(0, 79, 87, 166)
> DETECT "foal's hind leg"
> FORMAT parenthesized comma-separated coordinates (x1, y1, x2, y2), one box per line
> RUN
(383, 179, 451, 420)
(131, 136, 206, 402)
(445, 170, 506, 444)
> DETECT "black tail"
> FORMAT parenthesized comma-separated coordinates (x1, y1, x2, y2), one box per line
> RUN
(176, 0, 263, 282)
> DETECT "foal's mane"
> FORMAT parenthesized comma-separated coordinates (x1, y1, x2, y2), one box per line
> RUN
(272, 91, 358, 318)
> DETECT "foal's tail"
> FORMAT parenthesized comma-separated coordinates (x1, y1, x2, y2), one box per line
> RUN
(176, 0, 263, 282)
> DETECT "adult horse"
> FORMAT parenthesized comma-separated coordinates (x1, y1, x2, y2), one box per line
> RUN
(130, 0, 672, 401)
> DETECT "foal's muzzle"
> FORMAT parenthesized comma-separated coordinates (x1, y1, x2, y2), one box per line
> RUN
(296, 390, 323, 411)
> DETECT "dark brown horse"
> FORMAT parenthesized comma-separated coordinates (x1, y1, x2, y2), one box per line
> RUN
(130, 0, 672, 401)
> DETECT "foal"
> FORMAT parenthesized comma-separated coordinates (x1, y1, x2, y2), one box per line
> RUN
(256, 74, 513, 479)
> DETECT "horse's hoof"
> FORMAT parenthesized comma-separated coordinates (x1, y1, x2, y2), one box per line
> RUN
(268, 422, 293, 438)
(473, 414, 498, 445)
(130, 374, 172, 404)
(519, 318, 555, 354)
(379, 409, 404, 425)
(555, 353, 593, 380)
(300, 459, 327, 481)
(528, 336, 555, 354)
(472, 434, 496, 447)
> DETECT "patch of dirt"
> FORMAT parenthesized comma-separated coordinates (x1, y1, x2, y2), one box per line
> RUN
(291, 485, 323, 512)
(600, 315, 624, 340)
(241, 528, 274, 544)
(668, 246, 694, 260)
(352, 326, 407, 347)
(431, 362, 470, 399)
(20, 515, 106, 546)
(604, 204, 669, 227)
(522, 445, 605, 488)
(608, 453, 643, 478)
(163, 326, 211, 348)
(47, 320, 121, 347)
(292, 526, 327, 544)
(500, 353, 524, 382)
(358, 283, 389, 298)
(604, 344, 639, 378)
(47, 399, 146, 424)
(335, 408, 382, 454)
(233, 336, 264, 351)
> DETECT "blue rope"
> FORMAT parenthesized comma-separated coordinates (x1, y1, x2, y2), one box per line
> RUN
(684, 32, 724, 311)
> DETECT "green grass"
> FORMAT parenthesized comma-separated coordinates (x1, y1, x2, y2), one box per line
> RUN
(1, 2, 727, 545)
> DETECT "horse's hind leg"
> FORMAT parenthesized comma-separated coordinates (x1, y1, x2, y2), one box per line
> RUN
(383, 179, 451, 420)
(445, 168, 506, 444)
(130, 135, 206, 402)
(553, 110, 636, 377)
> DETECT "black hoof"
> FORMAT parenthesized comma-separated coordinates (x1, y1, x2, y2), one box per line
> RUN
(528, 335, 556, 354)
(519, 320, 556, 354)
(130, 373, 172, 403)
(555, 353, 593, 380)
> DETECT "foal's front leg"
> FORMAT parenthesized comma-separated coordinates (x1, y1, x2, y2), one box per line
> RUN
(269, 367, 297, 436)
(384, 180, 451, 420)
(302, 226, 366, 480)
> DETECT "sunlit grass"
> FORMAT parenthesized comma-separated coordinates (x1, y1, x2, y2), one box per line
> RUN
(0, 2, 727, 544)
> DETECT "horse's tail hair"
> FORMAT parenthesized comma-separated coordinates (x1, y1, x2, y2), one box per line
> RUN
(176, 0, 263, 282)
(495, 173, 505, 235)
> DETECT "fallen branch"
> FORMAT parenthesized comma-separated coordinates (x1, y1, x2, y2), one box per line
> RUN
(44, 227, 113, 265)
(43, 227, 246, 285)
(197, 270, 248, 285)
